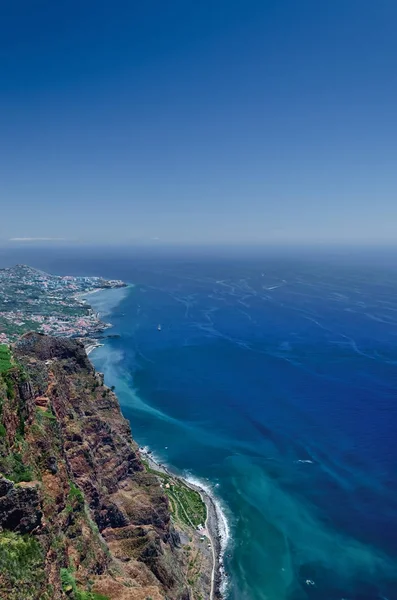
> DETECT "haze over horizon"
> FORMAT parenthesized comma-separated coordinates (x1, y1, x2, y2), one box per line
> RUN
(1, 1, 396, 246)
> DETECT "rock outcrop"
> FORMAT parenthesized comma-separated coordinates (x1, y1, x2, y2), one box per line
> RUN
(0, 333, 204, 600)
(0, 477, 42, 533)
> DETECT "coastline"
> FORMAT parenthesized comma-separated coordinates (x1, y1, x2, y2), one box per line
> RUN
(73, 284, 133, 339)
(85, 342, 104, 355)
(73, 287, 102, 302)
(140, 446, 226, 599)
(85, 282, 230, 598)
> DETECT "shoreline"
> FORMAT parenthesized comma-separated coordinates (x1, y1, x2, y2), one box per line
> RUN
(73, 284, 133, 338)
(84, 282, 230, 597)
(140, 446, 227, 599)
(85, 342, 104, 355)
(74, 287, 102, 302)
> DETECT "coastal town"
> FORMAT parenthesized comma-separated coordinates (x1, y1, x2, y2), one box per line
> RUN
(0, 264, 126, 344)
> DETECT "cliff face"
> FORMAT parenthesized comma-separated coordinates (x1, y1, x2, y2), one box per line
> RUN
(0, 333, 194, 600)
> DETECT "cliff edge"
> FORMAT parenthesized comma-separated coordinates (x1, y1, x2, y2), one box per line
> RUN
(0, 333, 209, 600)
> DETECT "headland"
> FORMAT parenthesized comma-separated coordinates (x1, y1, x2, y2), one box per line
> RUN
(0, 265, 228, 599)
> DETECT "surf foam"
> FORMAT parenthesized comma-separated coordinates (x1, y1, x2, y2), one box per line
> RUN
(185, 473, 231, 596)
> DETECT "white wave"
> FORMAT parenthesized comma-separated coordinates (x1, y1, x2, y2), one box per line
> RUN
(139, 446, 168, 467)
(140, 449, 232, 595)
(184, 473, 231, 595)
(295, 459, 314, 464)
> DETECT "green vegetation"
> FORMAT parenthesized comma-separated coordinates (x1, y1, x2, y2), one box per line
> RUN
(142, 461, 206, 528)
(69, 482, 84, 504)
(60, 568, 77, 594)
(0, 345, 12, 373)
(0, 451, 33, 483)
(167, 479, 207, 528)
(0, 531, 50, 600)
(65, 482, 85, 514)
(41, 409, 57, 421)
(1, 372, 15, 400)
(60, 567, 109, 600)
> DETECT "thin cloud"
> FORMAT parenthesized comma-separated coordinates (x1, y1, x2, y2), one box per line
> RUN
(10, 237, 70, 242)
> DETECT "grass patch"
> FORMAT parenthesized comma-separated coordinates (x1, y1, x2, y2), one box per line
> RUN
(166, 479, 207, 528)
(41, 409, 57, 421)
(65, 482, 85, 513)
(60, 567, 77, 594)
(69, 482, 84, 504)
(142, 461, 206, 528)
(61, 567, 109, 600)
(0, 452, 33, 483)
(0, 531, 49, 599)
(1, 371, 15, 400)
(0, 345, 12, 373)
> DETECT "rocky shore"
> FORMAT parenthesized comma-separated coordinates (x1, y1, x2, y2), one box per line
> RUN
(140, 448, 225, 599)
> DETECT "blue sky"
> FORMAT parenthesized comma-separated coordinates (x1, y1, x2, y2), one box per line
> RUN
(1, 0, 396, 245)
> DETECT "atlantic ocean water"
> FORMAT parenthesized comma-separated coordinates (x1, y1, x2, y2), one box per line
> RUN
(2, 247, 397, 600)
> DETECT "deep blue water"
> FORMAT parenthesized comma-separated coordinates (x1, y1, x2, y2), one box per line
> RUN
(2, 247, 397, 599)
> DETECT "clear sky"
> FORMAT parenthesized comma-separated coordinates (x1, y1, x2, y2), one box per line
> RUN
(1, 0, 396, 246)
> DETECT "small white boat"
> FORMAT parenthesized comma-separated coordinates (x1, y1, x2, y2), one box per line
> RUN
(157, 324, 162, 331)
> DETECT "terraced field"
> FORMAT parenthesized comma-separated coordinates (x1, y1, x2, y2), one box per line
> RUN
(0, 345, 11, 373)
(142, 459, 206, 528)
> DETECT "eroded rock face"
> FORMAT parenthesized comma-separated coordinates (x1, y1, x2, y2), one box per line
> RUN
(0, 333, 193, 600)
(15, 332, 92, 371)
(0, 477, 42, 533)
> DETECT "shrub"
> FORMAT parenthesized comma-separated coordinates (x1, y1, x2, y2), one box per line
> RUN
(4, 452, 33, 483)
(0, 345, 12, 373)
(69, 482, 84, 504)
(60, 569, 109, 600)
(65, 482, 85, 513)
(60, 567, 77, 594)
(0, 531, 47, 598)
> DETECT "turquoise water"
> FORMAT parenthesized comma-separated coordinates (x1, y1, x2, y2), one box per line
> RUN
(85, 255, 397, 600)
(4, 247, 397, 599)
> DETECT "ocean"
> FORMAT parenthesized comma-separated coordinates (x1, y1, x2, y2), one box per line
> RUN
(2, 246, 397, 599)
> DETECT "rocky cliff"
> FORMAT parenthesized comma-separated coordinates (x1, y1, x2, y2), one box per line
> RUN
(0, 333, 205, 600)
